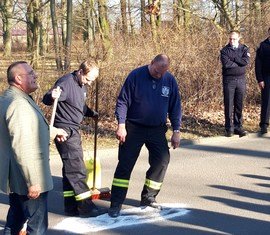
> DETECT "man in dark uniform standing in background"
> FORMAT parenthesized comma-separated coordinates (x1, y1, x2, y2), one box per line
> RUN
(108, 54, 182, 218)
(220, 30, 250, 137)
(255, 27, 270, 135)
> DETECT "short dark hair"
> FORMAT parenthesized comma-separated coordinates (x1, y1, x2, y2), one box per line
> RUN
(7, 61, 28, 84)
(79, 60, 98, 75)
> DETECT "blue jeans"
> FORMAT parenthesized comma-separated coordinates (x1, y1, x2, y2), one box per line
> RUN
(4, 192, 48, 235)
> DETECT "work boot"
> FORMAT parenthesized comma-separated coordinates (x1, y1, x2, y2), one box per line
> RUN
(234, 129, 247, 137)
(77, 199, 107, 218)
(225, 130, 233, 137)
(140, 199, 162, 210)
(108, 202, 122, 218)
(260, 126, 268, 135)
(64, 197, 79, 216)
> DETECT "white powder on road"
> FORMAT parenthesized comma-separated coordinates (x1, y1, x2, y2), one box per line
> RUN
(54, 203, 189, 234)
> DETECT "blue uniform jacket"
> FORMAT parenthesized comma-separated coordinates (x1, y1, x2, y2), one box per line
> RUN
(220, 43, 250, 79)
(42, 71, 95, 129)
(115, 65, 181, 130)
(255, 39, 270, 83)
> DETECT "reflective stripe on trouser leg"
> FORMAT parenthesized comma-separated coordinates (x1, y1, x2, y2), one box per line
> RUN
(63, 191, 75, 198)
(75, 191, 91, 201)
(142, 125, 170, 202)
(144, 179, 162, 190)
(110, 178, 130, 204)
(112, 178, 129, 188)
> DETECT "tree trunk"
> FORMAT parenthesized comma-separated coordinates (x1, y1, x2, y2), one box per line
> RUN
(148, 0, 158, 43)
(50, 0, 63, 70)
(173, 0, 181, 28)
(97, 0, 111, 58)
(140, 0, 146, 29)
(61, 0, 67, 48)
(183, 0, 191, 30)
(83, 0, 95, 54)
(120, 0, 128, 34)
(64, 0, 72, 70)
(27, 0, 42, 69)
(127, 0, 134, 36)
(0, 0, 13, 56)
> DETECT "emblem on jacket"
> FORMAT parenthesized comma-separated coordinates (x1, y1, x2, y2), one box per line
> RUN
(161, 86, 170, 97)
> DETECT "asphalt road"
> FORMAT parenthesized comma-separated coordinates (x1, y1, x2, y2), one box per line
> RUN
(1, 133, 270, 235)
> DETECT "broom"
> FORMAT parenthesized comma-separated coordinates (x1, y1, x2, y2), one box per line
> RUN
(90, 77, 111, 200)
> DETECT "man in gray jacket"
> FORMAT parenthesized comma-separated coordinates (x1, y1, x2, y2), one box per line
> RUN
(0, 61, 67, 235)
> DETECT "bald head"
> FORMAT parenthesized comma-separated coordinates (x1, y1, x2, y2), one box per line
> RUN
(152, 54, 170, 66)
(149, 54, 170, 79)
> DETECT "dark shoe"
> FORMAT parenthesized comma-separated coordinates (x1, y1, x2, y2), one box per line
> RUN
(234, 129, 247, 137)
(261, 127, 268, 135)
(108, 203, 122, 218)
(64, 208, 79, 216)
(64, 197, 79, 216)
(77, 199, 107, 218)
(140, 199, 162, 210)
(225, 130, 233, 137)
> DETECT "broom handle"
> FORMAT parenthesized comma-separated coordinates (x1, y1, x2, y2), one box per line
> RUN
(92, 79, 99, 190)
(50, 86, 61, 127)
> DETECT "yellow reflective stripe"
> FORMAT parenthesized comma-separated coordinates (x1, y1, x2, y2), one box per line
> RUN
(112, 178, 129, 188)
(63, 191, 75, 197)
(75, 191, 91, 201)
(144, 179, 162, 190)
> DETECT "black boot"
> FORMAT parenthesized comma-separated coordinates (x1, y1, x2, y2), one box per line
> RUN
(64, 197, 79, 216)
(77, 199, 107, 218)
(108, 202, 122, 218)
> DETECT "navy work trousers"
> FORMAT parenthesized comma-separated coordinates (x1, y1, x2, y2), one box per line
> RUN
(55, 127, 89, 200)
(260, 76, 270, 128)
(223, 78, 246, 132)
(4, 192, 48, 235)
(111, 121, 170, 204)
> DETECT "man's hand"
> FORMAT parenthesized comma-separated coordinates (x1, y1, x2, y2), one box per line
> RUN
(92, 111, 99, 122)
(116, 123, 127, 144)
(51, 87, 62, 100)
(171, 132, 180, 149)
(259, 81, 265, 90)
(55, 128, 68, 142)
(28, 184, 41, 199)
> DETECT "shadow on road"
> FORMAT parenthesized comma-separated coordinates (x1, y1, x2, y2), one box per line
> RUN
(181, 144, 270, 159)
(208, 184, 270, 202)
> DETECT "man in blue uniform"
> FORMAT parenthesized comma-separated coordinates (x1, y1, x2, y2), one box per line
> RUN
(255, 27, 270, 134)
(220, 30, 250, 137)
(42, 60, 106, 217)
(108, 54, 182, 218)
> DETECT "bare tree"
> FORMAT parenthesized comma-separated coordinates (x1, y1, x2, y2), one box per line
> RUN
(26, 0, 43, 68)
(140, 0, 146, 28)
(50, 0, 63, 70)
(64, 0, 72, 70)
(120, 0, 128, 34)
(0, 0, 13, 56)
(146, 0, 160, 43)
(97, 0, 111, 58)
(82, 0, 96, 54)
